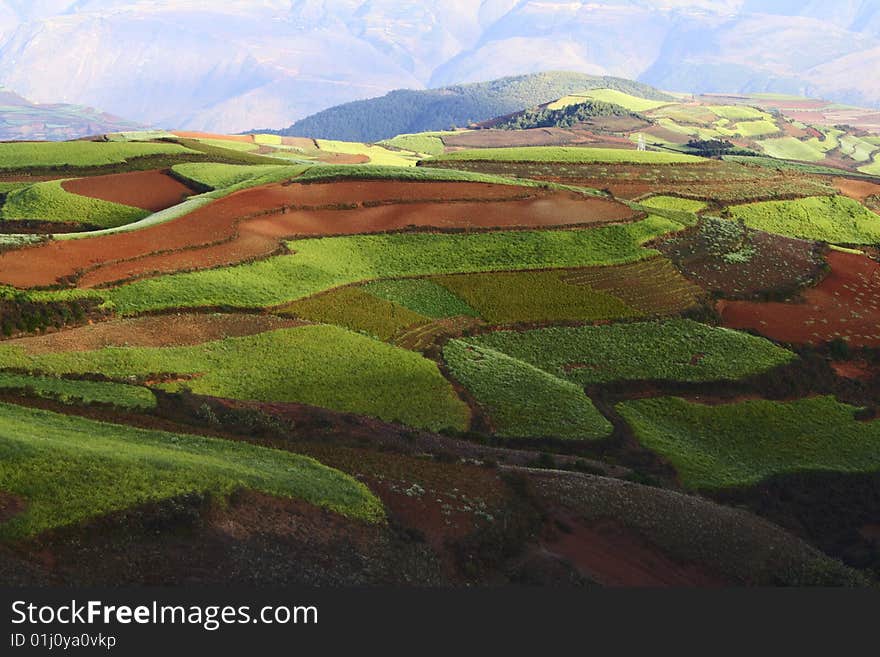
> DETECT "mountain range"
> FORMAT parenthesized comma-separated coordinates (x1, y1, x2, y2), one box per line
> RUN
(0, 1, 879, 134)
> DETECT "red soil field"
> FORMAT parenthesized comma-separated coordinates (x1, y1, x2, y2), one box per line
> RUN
(61, 169, 196, 212)
(541, 516, 725, 587)
(171, 131, 255, 143)
(0, 181, 635, 289)
(719, 251, 880, 347)
(832, 178, 880, 202)
(5, 313, 304, 354)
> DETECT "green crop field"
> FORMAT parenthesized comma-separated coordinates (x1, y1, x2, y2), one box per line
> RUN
(363, 279, 478, 319)
(548, 89, 670, 113)
(732, 119, 780, 137)
(433, 146, 704, 164)
(0, 373, 155, 410)
(443, 339, 613, 440)
(448, 320, 794, 386)
(727, 195, 880, 244)
(759, 137, 826, 162)
(859, 153, 880, 175)
(190, 138, 260, 152)
(432, 270, 639, 324)
(277, 286, 430, 340)
(0, 141, 200, 169)
(315, 139, 419, 166)
(293, 164, 562, 189)
(104, 216, 684, 315)
(0, 179, 149, 228)
(0, 401, 382, 538)
(379, 133, 450, 156)
(0, 326, 470, 432)
(171, 163, 298, 191)
(707, 105, 772, 121)
(617, 396, 880, 490)
(639, 195, 708, 214)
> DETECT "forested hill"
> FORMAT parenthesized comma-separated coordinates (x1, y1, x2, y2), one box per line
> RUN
(270, 72, 673, 142)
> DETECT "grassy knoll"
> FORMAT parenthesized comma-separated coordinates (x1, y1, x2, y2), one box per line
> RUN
(433, 146, 704, 164)
(0, 180, 149, 228)
(363, 279, 478, 319)
(0, 141, 200, 169)
(443, 339, 612, 440)
(727, 195, 880, 244)
(278, 287, 429, 340)
(104, 216, 684, 315)
(617, 396, 880, 490)
(0, 373, 155, 410)
(448, 320, 794, 387)
(0, 401, 383, 538)
(0, 326, 469, 432)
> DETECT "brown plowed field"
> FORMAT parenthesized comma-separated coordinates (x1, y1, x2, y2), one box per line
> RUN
(5, 313, 304, 354)
(0, 180, 635, 289)
(171, 131, 255, 143)
(833, 178, 880, 202)
(719, 251, 880, 346)
(61, 169, 196, 212)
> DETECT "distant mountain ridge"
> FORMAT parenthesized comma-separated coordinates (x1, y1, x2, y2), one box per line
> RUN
(1, 2, 880, 133)
(0, 88, 142, 141)
(273, 72, 673, 142)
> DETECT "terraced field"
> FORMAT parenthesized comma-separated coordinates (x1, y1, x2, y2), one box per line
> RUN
(618, 396, 880, 490)
(1, 116, 879, 588)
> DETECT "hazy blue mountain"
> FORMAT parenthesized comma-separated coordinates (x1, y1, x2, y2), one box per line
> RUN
(0, 1, 878, 133)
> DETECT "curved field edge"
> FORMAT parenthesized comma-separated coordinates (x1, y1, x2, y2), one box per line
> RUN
(0, 401, 384, 539)
(449, 320, 795, 386)
(617, 396, 880, 490)
(1, 180, 149, 229)
(529, 470, 866, 586)
(726, 195, 880, 244)
(101, 217, 684, 315)
(443, 339, 613, 440)
(430, 146, 705, 164)
(0, 325, 471, 433)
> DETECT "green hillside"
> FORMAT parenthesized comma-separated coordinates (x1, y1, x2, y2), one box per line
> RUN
(273, 72, 673, 142)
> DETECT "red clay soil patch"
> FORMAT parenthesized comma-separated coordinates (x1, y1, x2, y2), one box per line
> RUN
(719, 251, 880, 347)
(0, 492, 26, 523)
(171, 131, 255, 143)
(5, 313, 304, 354)
(61, 169, 196, 212)
(542, 516, 725, 587)
(833, 178, 880, 202)
(0, 181, 634, 289)
(830, 360, 876, 381)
